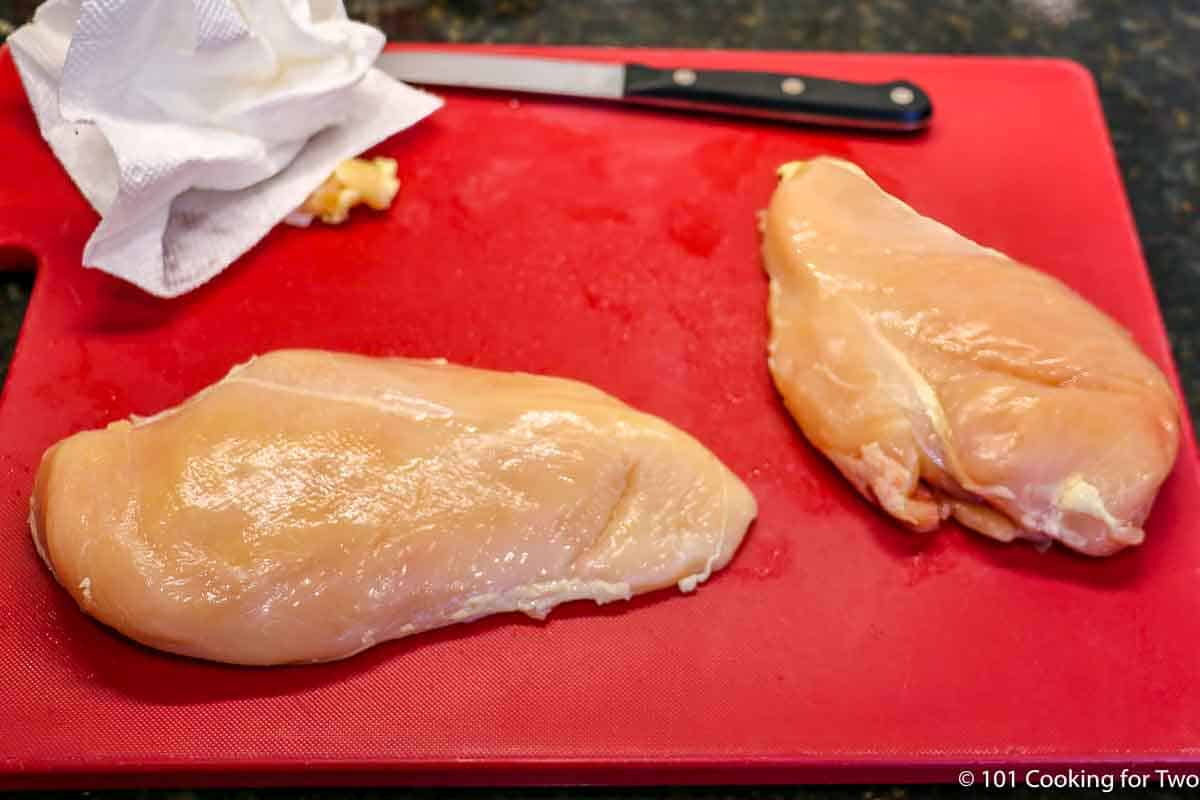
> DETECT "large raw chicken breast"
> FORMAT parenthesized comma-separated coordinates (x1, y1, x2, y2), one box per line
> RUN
(762, 156, 1179, 556)
(31, 350, 756, 664)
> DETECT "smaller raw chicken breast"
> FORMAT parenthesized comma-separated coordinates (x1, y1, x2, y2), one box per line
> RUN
(31, 350, 756, 665)
(762, 157, 1180, 556)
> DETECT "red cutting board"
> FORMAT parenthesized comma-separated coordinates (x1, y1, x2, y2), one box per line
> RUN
(0, 43, 1197, 788)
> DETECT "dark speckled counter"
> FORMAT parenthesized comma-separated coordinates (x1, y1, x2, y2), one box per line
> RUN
(1, 1, 1197, 798)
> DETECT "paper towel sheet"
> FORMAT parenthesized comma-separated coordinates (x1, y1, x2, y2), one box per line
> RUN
(10, 0, 442, 297)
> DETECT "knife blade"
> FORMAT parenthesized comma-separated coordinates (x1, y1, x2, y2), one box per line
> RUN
(376, 51, 932, 132)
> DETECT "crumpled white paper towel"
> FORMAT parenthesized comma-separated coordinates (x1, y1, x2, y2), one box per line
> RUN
(8, 0, 442, 297)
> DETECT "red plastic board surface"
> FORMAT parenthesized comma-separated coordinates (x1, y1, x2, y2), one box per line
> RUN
(0, 44, 1197, 787)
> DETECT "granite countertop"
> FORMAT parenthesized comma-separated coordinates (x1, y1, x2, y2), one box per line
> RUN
(0, 1, 1196, 798)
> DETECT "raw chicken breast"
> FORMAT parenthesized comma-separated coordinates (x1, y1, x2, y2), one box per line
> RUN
(762, 157, 1179, 556)
(31, 350, 755, 664)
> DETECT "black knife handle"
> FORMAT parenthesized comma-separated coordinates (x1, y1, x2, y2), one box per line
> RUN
(622, 64, 932, 131)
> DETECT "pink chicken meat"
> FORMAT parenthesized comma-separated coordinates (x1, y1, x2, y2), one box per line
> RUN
(31, 350, 755, 665)
(761, 157, 1179, 556)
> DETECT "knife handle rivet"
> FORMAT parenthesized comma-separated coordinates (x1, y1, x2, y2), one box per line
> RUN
(890, 86, 915, 106)
(781, 77, 806, 96)
(672, 68, 698, 86)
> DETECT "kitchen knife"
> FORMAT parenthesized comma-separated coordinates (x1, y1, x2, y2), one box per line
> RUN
(377, 51, 932, 131)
